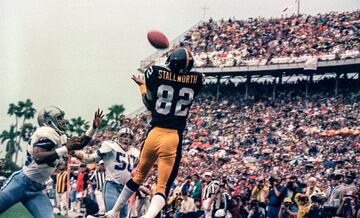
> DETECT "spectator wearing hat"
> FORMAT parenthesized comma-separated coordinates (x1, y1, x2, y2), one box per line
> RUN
(324, 171, 344, 215)
(338, 171, 357, 203)
(278, 197, 297, 218)
(251, 179, 269, 203)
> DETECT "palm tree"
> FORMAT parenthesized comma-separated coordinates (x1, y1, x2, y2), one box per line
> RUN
(99, 117, 109, 130)
(5, 100, 37, 164)
(21, 99, 36, 122)
(14, 99, 36, 163)
(107, 104, 125, 121)
(0, 125, 18, 161)
(7, 103, 22, 134)
(68, 117, 89, 136)
(7, 103, 22, 163)
(15, 123, 36, 163)
(20, 123, 35, 142)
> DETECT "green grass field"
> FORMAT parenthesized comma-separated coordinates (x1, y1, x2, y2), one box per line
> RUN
(0, 203, 69, 218)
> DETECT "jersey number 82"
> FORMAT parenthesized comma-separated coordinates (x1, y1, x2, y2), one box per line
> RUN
(155, 85, 194, 116)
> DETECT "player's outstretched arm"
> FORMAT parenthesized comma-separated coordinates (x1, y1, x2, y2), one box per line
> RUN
(132, 75, 152, 109)
(131, 75, 146, 96)
(70, 150, 100, 164)
(70, 140, 112, 163)
(69, 109, 104, 150)
(33, 109, 103, 165)
(33, 137, 81, 164)
(131, 74, 145, 86)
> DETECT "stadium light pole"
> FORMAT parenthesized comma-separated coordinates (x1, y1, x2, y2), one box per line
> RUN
(201, 5, 209, 21)
(297, 0, 300, 16)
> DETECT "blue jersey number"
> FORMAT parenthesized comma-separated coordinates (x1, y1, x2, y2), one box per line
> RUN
(24, 150, 32, 166)
(114, 153, 138, 172)
(24, 139, 32, 166)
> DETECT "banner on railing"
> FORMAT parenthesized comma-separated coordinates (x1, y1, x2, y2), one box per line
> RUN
(304, 57, 318, 70)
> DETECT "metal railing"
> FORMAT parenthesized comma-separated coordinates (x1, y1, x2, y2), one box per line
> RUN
(193, 57, 360, 74)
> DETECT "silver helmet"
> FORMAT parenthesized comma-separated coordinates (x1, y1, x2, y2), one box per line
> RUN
(37, 106, 66, 134)
(115, 127, 134, 150)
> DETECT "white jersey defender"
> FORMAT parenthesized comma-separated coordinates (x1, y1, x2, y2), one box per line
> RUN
(96, 140, 139, 184)
(73, 127, 140, 184)
(73, 127, 139, 218)
(0, 106, 102, 217)
(23, 126, 67, 184)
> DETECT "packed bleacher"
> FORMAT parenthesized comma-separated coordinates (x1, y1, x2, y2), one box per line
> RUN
(51, 77, 360, 218)
(153, 11, 360, 67)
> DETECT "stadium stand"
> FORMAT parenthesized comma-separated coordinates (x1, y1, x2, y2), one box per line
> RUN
(144, 10, 360, 69)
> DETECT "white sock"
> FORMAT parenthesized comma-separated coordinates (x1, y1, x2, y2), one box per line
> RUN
(112, 185, 136, 212)
(144, 194, 165, 218)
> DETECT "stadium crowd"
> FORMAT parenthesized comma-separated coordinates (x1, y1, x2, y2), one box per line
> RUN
(153, 10, 360, 67)
(46, 77, 359, 218)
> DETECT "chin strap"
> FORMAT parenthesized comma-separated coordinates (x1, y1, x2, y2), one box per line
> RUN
(45, 122, 65, 135)
(115, 140, 129, 151)
(119, 143, 129, 151)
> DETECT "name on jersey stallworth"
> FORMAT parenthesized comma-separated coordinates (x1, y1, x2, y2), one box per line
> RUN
(158, 70, 198, 84)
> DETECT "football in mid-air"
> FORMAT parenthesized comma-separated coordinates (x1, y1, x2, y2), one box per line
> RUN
(147, 30, 169, 49)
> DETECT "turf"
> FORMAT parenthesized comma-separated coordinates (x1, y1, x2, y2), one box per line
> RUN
(0, 203, 69, 218)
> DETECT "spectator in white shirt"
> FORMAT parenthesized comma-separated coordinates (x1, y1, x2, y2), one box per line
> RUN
(179, 191, 196, 218)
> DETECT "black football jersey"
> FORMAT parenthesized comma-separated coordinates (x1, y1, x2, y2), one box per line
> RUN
(143, 65, 203, 130)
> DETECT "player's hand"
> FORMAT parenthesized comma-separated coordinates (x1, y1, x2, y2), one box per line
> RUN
(92, 109, 104, 129)
(65, 137, 83, 151)
(105, 210, 119, 218)
(69, 150, 83, 159)
(132, 75, 145, 86)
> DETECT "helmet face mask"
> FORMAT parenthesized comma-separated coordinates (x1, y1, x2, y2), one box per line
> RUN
(38, 106, 66, 134)
(166, 48, 194, 74)
(54, 114, 66, 131)
(115, 128, 134, 150)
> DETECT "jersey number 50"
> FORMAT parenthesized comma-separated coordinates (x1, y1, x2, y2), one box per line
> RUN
(115, 153, 137, 172)
(156, 85, 194, 116)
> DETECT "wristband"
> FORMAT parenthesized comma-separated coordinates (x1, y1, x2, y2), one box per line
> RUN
(85, 126, 97, 138)
(55, 146, 68, 157)
(140, 84, 147, 95)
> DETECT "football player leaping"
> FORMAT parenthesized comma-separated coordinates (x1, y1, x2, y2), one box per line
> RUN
(71, 127, 140, 218)
(106, 48, 203, 218)
(0, 107, 103, 218)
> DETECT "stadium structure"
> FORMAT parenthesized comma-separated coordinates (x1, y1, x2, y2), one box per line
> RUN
(140, 12, 360, 99)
